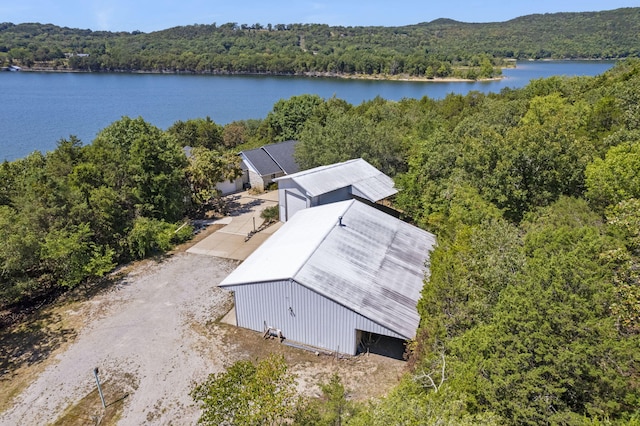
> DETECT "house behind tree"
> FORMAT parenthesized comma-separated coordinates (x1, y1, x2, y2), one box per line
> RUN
(240, 140, 300, 191)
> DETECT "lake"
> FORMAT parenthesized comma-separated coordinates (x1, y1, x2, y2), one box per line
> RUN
(0, 61, 615, 161)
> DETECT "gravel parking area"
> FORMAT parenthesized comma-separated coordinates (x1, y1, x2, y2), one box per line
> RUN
(0, 253, 237, 425)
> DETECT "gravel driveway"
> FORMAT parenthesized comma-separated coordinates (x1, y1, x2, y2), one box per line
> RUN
(0, 252, 236, 425)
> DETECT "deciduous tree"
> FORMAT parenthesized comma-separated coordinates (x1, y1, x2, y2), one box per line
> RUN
(192, 355, 298, 425)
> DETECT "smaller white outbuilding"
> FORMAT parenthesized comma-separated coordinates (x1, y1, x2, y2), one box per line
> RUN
(274, 158, 398, 222)
(219, 199, 436, 356)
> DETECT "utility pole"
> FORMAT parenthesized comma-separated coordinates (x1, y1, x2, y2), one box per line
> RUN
(93, 367, 106, 409)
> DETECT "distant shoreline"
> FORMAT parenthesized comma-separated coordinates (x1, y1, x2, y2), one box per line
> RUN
(9, 66, 506, 82)
(305, 71, 504, 82)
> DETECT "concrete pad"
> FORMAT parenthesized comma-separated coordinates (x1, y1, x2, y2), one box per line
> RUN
(188, 224, 283, 261)
(187, 233, 245, 259)
(220, 307, 237, 326)
(187, 190, 283, 261)
(257, 190, 279, 203)
(223, 215, 262, 235)
(213, 217, 233, 225)
(261, 222, 283, 235)
(228, 233, 272, 260)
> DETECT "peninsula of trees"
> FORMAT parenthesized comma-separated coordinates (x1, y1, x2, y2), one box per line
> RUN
(1, 7, 640, 79)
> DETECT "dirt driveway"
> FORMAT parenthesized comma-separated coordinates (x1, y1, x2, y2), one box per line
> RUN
(0, 202, 406, 425)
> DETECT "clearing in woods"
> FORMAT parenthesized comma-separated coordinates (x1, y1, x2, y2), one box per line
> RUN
(0, 198, 406, 425)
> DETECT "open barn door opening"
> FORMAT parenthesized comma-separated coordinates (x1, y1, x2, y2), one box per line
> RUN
(356, 330, 407, 360)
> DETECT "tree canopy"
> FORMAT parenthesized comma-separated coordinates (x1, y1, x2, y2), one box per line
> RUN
(188, 59, 640, 424)
(0, 116, 244, 311)
(191, 355, 299, 425)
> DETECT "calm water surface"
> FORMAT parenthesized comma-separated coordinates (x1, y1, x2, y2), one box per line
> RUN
(0, 61, 615, 161)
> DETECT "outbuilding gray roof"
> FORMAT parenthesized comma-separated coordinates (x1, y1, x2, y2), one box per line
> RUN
(274, 158, 397, 202)
(240, 140, 300, 176)
(220, 199, 436, 339)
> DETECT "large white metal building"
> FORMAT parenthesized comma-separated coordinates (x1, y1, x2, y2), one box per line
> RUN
(273, 158, 398, 222)
(219, 199, 436, 356)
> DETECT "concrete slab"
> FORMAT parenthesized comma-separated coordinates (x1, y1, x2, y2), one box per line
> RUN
(187, 190, 283, 261)
(213, 217, 233, 225)
(220, 307, 237, 326)
(188, 225, 282, 261)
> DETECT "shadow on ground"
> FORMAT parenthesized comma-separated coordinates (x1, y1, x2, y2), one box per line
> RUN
(0, 310, 75, 379)
(225, 197, 268, 216)
(0, 273, 125, 379)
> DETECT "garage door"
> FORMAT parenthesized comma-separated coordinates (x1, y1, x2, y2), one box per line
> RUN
(285, 191, 308, 221)
(216, 179, 239, 195)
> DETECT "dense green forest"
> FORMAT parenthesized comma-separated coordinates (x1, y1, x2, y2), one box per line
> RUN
(1, 57, 640, 422)
(2, 7, 640, 79)
(195, 61, 638, 424)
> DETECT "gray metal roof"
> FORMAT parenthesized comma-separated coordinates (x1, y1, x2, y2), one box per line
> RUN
(220, 199, 436, 339)
(240, 140, 300, 176)
(274, 158, 397, 202)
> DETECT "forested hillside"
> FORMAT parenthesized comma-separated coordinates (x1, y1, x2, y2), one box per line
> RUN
(0, 117, 242, 318)
(1, 56, 639, 423)
(1, 7, 639, 78)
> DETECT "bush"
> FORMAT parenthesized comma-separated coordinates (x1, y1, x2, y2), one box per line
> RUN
(127, 217, 188, 259)
(260, 206, 279, 223)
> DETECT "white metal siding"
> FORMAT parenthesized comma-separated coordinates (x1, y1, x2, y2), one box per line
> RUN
(216, 178, 242, 195)
(316, 187, 352, 206)
(278, 183, 308, 222)
(226, 280, 404, 355)
(274, 159, 396, 200)
(355, 315, 405, 340)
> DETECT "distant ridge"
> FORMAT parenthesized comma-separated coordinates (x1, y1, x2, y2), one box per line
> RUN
(1, 8, 638, 77)
(424, 18, 462, 26)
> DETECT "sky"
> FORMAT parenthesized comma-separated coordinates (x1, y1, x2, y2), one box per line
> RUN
(2, 1, 638, 33)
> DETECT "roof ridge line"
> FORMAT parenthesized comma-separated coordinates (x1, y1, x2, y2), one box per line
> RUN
(290, 158, 360, 178)
(290, 199, 354, 281)
(262, 145, 288, 175)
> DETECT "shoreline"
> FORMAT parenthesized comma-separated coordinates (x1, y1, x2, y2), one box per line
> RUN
(10, 58, 616, 82)
(11, 65, 505, 82)
(315, 72, 504, 83)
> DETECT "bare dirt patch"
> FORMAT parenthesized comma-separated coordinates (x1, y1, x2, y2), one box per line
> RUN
(0, 252, 238, 425)
(214, 322, 406, 402)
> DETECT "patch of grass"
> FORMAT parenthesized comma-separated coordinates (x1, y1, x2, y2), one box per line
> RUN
(51, 373, 136, 426)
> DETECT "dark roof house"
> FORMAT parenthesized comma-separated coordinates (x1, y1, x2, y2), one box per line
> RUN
(240, 140, 300, 190)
